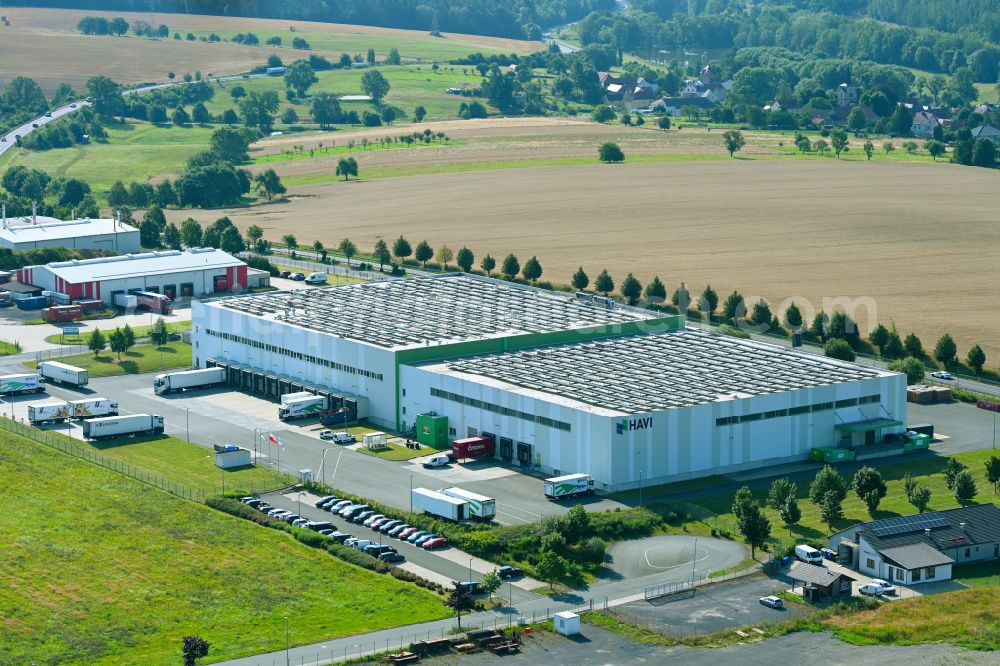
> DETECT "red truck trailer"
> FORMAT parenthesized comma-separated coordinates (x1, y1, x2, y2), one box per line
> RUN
(451, 436, 494, 460)
(42, 305, 83, 322)
(133, 291, 172, 314)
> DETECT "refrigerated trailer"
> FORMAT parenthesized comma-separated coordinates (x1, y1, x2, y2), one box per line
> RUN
(450, 436, 494, 460)
(438, 487, 496, 521)
(543, 474, 594, 500)
(410, 487, 467, 521)
(0, 373, 43, 395)
(278, 392, 326, 420)
(28, 400, 72, 424)
(38, 361, 88, 387)
(82, 414, 164, 440)
(153, 367, 226, 395)
(69, 398, 118, 419)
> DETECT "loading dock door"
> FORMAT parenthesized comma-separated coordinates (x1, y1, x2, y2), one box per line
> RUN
(266, 375, 278, 399)
(163, 284, 176, 300)
(499, 437, 513, 461)
(482, 432, 497, 458)
(213, 275, 229, 292)
(516, 442, 532, 467)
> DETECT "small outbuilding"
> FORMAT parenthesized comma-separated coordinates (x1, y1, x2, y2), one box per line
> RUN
(554, 611, 580, 636)
(214, 447, 251, 469)
(789, 562, 855, 602)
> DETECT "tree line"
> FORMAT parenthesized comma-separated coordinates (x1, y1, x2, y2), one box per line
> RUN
(77, 15, 169, 39)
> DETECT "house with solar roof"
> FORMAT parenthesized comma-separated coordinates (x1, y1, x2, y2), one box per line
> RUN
(830, 504, 1000, 585)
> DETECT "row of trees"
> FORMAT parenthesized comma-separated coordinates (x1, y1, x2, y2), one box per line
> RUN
(734, 455, 997, 555)
(87, 318, 172, 358)
(77, 16, 168, 38)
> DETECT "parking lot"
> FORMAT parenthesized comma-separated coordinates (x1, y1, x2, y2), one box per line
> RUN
(260, 489, 545, 603)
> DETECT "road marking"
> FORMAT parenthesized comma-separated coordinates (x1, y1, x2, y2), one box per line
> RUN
(643, 542, 712, 571)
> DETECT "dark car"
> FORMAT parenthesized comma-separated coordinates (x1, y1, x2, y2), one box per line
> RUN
(281, 513, 301, 524)
(378, 551, 405, 563)
(314, 495, 337, 508)
(280, 271, 292, 278)
(328, 531, 351, 543)
(364, 544, 396, 557)
(256, 503, 272, 513)
(497, 566, 523, 579)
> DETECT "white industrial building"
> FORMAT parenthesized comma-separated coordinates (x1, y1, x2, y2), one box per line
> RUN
(0, 215, 139, 253)
(17, 248, 248, 303)
(193, 274, 907, 491)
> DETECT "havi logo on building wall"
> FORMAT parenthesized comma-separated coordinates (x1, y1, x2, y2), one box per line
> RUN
(616, 417, 652, 435)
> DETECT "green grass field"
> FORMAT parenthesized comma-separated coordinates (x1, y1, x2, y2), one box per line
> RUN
(26, 341, 191, 376)
(355, 441, 429, 461)
(3, 121, 214, 198)
(679, 449, 1000, 553)
(0, 431, 447, 665)
(86, 434, 291, 496)
(185, 27, 535, 63)
(44, 320, 191, 345)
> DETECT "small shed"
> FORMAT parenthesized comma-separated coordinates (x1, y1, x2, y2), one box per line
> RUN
(789, 562, 855, 602)
(215, 447, 251, 469)
(363, 431, 388, 449)
(298, 468, 315, 483)
(554, 611, 580, 636)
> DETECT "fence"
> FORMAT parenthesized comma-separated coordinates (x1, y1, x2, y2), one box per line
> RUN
(643, 552, 775, 601)
(255, 250, 395, 283)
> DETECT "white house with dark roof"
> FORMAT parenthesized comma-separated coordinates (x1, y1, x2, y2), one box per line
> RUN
(830, 504, 1000, 585)
(971, 124, 1000, 143)
(910, 111, 940, 137)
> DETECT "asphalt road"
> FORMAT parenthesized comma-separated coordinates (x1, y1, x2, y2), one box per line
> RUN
(603, 535, 747, 581)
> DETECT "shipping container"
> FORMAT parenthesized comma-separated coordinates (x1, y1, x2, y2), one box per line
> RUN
(451, 436, 494, 459)
(16, 295, 48, 310)
(114, 293, 137, 308)
(42, 305, 83, 322)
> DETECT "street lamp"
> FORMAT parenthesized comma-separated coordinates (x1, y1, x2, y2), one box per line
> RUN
(691, 537, 698, 585)
(284, 616, 290, 666)
(320, 448, 331, 486)
(185, 407, 190, 444)
(409, 474, 414, 514)
(469, 557, 474, 583)
(639, 470, 643, 508)
(297, 491, 304, 516)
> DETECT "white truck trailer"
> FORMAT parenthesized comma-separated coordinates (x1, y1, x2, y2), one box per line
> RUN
(411, 487, 468, 521)
(153, 367, 226, 395)
(543, 473, 594, 500)
(438, 487, 496, 521)
(69, 398, 118, 419)
(82, 414, 164, 440)
(0, 373, 43, 395)
(27, 400, 72, 424)
(38, 361, 88, 387)
(278, 392, 326, 420)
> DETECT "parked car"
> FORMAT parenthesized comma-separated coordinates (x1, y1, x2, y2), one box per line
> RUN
(364, 514, 386, 527)
(398, 526, 419, 539)
(256, 503, 272, 513)
(291, 518, 310, 527)
(329, 500, 352, 512)
(306, 521, 335, 532)
(859, 583, 886, 596)
(931, 371, 953, 380)
(240, 496, 255, 504)
(341, 504, 369, 519)
(320, 431, 355, 443)
(317, 529, 335, 536)
(407, 530, 429, 543)
(329, 531, 351, 543)
(268, 509, 291, 517)
(320, 497, 342, 509)
(413, 533, 437, 546)
(869, 579, 896, 595)
(388, 524, 410, 537)
(314, 495, 337, 507)
(291, 272, 306, 281)
(281, 514, 302, 524)
(497, 566, 523, 579)
(353, 510, 376, 523)
(759, 596, 784, 609)
(343, 537, 360, 547)
(369, 517, 392, 530)
(380, 520, 404, 533)
(351, 539, 374, 551)
(363, 544, 396, 556)
(280, 271, 292, 278)
(378, 551, 405, 563)
(422, 537, 448, 549)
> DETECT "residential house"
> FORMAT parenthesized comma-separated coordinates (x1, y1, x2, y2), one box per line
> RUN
(911, 111, 940, 137)
(837, 83, 858, 107)
(599, 72, 659, 110)
(680, 65, 732, 105)
(970, 124, 1000, 143)
(646, 96, 714, 116)
(830, 504, 1000, 586)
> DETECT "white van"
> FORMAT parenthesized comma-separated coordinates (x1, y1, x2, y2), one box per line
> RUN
(422, 454, 450, 468)
(794, 544, 823, 565)
(305, 272, 327, 285)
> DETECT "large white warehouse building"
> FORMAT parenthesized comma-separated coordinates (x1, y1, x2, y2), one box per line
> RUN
(193, 274, 907, 491)
(0, 216, 139, 253)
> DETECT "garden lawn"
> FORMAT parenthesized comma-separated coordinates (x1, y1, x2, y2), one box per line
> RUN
(355, 441, 428, 461)
(683, 449, 1000, 553)
(25, 341, 191, 376)
(0, 340, 20, 355)
(0, 431, 447, 665)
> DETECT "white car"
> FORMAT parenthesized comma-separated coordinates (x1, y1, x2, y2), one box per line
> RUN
(869, 579, 896, 595)
(422, 454, 451, 468)
(930, 371, 953, 380)
(858, 582, 885, 596)
(320, 430, 355, 443)
(759, 595, 784, 609)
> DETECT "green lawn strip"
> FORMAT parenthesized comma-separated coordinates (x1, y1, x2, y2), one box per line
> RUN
(252, 138, 458, 165)
(826, 587, 1000, 650)
(355, 442, 428, 461)
(682, 449, 1000, 554)
(0, 432, 448, 665)
(84, 433, 293, 496)
(43, 320, 191, 345)
(270, 264, 366, 285)
(953, 560, 1000, 587)
(609, 474, 731, 502)
(25, 341, 191, 377)
(0, 340, 21, 355)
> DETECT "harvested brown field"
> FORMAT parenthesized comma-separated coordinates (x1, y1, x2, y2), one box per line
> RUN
(168, 157, 1000, 351)
(0, 8, 537, 94)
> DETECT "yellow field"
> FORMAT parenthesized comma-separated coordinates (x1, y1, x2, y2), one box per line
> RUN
(0, 7, 539, 94)
(165, 121, 1000, 353)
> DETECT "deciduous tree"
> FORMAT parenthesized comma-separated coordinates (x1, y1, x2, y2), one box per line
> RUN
(480, 254, 496, 276)
(722, 130, 745, 157)
(954, 469, 978, 505)
(500, 253, 520, 278)
(373, 239, 391, 270)
(392, 236, 412, 260)
(436, 244, 454, 270)
(598, 142, 624, 163)
(456, 247, 474, 272)
(415, 241, 433, 268)
(88, 328, 106, 356)
(853, 467, 887, 517)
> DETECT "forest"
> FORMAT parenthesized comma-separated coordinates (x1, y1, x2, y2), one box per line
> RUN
(3, 0, 617, 39)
